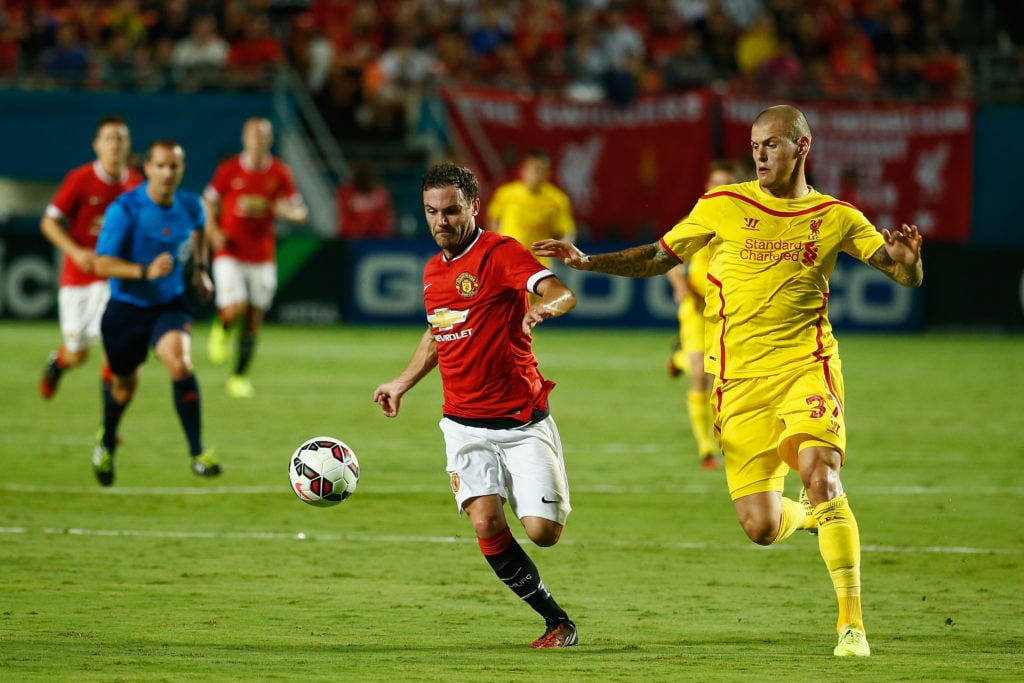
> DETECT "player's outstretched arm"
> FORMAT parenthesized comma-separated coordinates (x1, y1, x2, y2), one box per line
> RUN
(373, 327, 438, 418)
(523, 276, 576, 335)
(869, 224, 923, 288)
(533, 239, 680, 278)
(532, 239, 590, 269)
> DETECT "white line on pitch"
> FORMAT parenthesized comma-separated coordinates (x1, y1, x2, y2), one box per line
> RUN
(0, 526, 1016, 555)
(2, 483, 1023, 496)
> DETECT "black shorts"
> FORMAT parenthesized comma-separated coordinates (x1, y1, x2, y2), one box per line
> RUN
(101, 297, 192, 377)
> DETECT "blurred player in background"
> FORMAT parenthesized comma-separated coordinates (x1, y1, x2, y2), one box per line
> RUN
(335, 159, 395, 239)
(203, 117, 307, 398)
(665, 159, 747, 470)
(39, 115, 143, 400)
(487, 149, 575, 266)
(535, 105, 923, 657)
(93, 140, 220, 486)
(374, 161, 580, 649)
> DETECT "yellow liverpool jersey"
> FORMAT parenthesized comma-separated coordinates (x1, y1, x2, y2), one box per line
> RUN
(661, 180, 885, 380)
(487, 180, 575, 247)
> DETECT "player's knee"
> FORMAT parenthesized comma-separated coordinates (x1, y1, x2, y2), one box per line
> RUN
(471, 515, 506, 540)
(522, 517, 563, 547)
(221, 303, 245, 323)
(739, 517, 777, 546)
(111, 374, 137, 402)
(165, 360, 193, 380)
(157, 345, 193, 378)
(802, 477, 835, 505)
(529, 530, 560, 547)
(800, 462, 844, 504)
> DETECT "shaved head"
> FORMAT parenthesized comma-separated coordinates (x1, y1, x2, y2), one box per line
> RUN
(753, 105, 811, 142)
(750, 105, 812, 198)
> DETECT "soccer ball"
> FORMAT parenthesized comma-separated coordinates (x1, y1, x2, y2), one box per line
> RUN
(288, 436, 360, 507)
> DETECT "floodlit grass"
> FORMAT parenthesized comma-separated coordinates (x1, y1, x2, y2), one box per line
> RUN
(1, 321, 1021, 681)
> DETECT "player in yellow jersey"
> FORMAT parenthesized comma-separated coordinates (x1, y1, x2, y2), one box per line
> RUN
(666, 160, 747, 470)
(534, 105, 923, 657)
(487, 150, 575, 265)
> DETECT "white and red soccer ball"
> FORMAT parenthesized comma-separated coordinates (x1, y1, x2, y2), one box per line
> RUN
(288, 436, 360, 507)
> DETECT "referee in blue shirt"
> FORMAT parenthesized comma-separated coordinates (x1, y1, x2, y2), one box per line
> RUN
(93, 139, 221, 485)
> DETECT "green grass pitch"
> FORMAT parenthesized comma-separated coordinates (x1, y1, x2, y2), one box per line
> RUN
(1, 321, 1021, 681)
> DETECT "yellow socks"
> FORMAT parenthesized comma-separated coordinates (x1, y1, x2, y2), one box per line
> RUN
(814, 493, 865, 633)
(772, 496, 809, 543)
(685, 390, 715, 458)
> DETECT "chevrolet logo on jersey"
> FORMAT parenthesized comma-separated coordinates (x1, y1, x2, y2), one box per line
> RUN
(427, 308, 469, 331)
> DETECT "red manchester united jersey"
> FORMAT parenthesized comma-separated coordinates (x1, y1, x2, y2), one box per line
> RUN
(204, 154, 299, 263)
(424, 229, 556, 423)
(46, 161, 143, 287)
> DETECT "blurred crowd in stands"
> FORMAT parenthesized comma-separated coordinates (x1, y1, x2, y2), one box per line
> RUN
(0, 0, 285, 91)
(2, 0, 1022, 140)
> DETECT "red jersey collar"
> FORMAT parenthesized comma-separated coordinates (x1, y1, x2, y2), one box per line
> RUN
(92, 160, 131, 185)
(442, 227, 483, 263)
(239, 152, 272, 173)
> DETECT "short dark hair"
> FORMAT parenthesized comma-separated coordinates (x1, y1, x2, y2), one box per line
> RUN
(146, 139, 184, 161)
(95, 114, 128, 136)
(422, 161, 478, 203)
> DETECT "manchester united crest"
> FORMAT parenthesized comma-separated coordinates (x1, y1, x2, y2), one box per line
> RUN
(455, 272, 479, 298)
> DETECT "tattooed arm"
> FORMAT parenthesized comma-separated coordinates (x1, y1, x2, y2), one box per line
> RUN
(867, 224, 924, 288)
(533, 236, 710, 278)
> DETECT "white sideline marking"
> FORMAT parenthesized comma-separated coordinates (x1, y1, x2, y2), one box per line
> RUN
(0, 526, 1015, 555)
(2, 483, 1023, 496)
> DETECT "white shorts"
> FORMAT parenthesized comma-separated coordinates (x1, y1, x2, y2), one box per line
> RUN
(58, 281, 110, 352)
(440, 415, 572, 525)
(213, 257, 277, 310)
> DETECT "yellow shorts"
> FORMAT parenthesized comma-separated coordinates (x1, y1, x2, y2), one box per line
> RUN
(715, 358, 847, 500)
(678, 298, 704, 356)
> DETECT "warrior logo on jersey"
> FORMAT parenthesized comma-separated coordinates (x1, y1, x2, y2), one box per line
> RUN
(455, 272, 479, 298)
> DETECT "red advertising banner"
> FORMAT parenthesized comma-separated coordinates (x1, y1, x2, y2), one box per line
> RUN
(440, 87, 714, 241)
(720, 96, 974, 242)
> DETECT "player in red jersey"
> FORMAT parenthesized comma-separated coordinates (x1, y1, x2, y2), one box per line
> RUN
(374, 161, 580, 649)
(202, 117, 307, 398)
(39, 115, 143, 400)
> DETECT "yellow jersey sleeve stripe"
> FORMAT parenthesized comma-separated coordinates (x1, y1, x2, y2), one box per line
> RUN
(659, 236, 685, 264)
